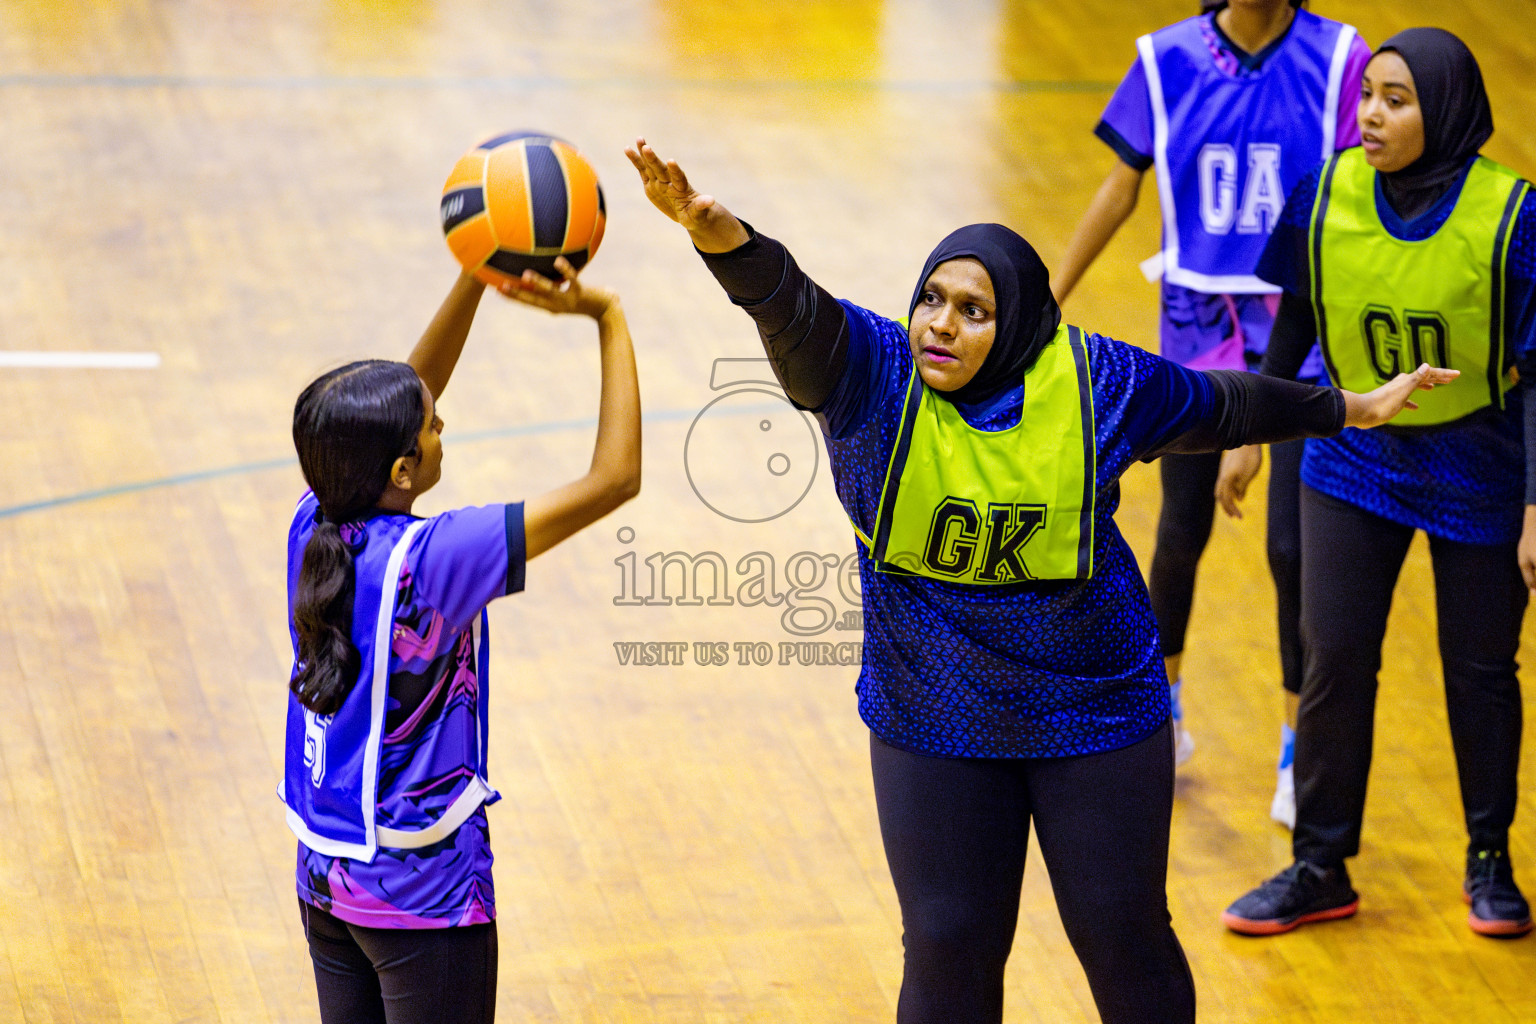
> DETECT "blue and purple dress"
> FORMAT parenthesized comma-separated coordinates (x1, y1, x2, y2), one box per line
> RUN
(1097, 6, 1371, 376)
(280, 492, 525, 928)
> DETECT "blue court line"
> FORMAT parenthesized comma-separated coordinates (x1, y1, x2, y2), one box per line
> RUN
(0, 72, 1113, 95)
(0, 404, 775, 521)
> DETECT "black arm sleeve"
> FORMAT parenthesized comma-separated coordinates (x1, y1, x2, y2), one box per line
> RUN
(1258, 291, 1318, 381)
(1155, 370, 1346, 455)
(696, 226, 849, 411)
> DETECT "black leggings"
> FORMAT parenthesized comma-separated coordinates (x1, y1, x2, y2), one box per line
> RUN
(1292, 486, 1527, 864)
(871, 723, 1193, 1024)
(300, 901, 498, 1024)
(1148, 439, 1305, 693)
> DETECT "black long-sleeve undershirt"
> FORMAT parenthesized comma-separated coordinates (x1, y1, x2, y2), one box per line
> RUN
(1258, 291, 1317, 383)
(698, 229, 1344, 452)
(697, 225, 849, 411)
(1153, 369, 1342, 454)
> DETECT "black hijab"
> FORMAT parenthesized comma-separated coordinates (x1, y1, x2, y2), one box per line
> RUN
(906, 223, 1062, 405)
(1373, 28, 1494, 222)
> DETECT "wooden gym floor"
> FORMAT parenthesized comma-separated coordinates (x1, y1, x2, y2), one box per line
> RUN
(2, 0, 1534, 1020)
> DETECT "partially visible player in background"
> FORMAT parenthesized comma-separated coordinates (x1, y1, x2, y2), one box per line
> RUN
(1053, 0, 1370, 826)
(281, 260, 640, 1024)
(1222, 27, 1535, 940)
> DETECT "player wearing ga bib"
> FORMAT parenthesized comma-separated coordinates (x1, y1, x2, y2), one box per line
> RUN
(1095, 5, 1369, 373)
(282, 491, 525, 928)
(1137, 7, 1357, 295)
(864, 324, 1096, 585)
(1076, 6, 1374, 797)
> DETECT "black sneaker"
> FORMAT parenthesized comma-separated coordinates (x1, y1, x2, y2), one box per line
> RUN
(1222, 860, 1359, 936)
(1464, 848, 1534, 938)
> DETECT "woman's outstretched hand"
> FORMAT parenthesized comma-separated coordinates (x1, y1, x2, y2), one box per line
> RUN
(498, 256, 615, 320)
(624, 138, 750, 253)
(1341, 363, 1460, 428)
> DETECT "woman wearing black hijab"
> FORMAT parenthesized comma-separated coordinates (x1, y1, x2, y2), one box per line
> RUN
(626, 138, 1450, 1022)
(1221, 28, 1536, 938)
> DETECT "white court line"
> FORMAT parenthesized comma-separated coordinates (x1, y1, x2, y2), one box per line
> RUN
(0, 351, 161, 369)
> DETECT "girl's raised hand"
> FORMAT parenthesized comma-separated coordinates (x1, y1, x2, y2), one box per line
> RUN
(498, 257, 614, 320)
(624, 138, 749, 253)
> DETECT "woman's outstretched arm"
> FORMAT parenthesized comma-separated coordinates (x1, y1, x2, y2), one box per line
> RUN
(627, 137, 749, 253)
(1203, 362, 1459, 517)
(1162, 361, 1458, 459)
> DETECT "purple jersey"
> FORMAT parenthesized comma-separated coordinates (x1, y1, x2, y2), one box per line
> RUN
(1097, 8, 1369, 376)
(282, 492, 525, 928)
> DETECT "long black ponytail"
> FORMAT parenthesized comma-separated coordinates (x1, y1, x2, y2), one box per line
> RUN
(290, 360, 425, 714)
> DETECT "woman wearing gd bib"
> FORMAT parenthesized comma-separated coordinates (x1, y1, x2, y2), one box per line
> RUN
(1221, 28, 1536, 939)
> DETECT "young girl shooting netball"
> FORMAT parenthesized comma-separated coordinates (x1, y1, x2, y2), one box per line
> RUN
(281, 260, 640, 1023)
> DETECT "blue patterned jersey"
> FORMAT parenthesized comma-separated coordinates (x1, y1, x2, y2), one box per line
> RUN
(1258, 159, 1536, 543)
(821, 302, 1218, 758)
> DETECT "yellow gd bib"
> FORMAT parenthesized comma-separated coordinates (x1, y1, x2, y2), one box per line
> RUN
(1310, 149, 1529, 426)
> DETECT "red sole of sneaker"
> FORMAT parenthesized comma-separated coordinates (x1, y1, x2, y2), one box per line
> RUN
(1463, 889, 1534, 935)
(1221, 900, 1359, 936)
(1467, 914, 1534, 937)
